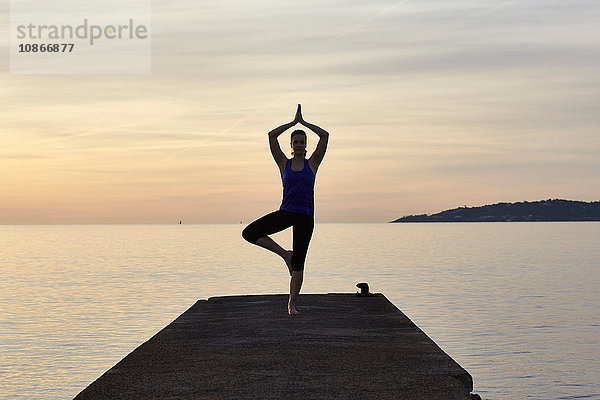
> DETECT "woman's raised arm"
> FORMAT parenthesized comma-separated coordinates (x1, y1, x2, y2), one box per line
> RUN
(268, 119, 296, 173)
(296, 105, 329, 172)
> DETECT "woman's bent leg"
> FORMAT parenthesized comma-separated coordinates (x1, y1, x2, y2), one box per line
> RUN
(242, 210, 294, 274)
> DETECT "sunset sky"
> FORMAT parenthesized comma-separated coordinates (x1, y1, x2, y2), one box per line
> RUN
(1, 0, 599, 223)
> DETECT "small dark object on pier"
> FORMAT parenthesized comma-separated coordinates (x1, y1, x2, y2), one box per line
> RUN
(356, 282, 373, 297)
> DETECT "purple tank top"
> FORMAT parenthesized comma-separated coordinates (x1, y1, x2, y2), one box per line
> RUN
(280, 158, 315, 215)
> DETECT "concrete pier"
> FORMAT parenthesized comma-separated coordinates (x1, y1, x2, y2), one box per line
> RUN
(75, 293, 478, 399)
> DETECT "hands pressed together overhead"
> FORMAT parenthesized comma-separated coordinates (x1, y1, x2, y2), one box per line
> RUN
(293, 104, 305, 125)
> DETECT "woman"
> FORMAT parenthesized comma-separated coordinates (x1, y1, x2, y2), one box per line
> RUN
(242, 104, 329, 315)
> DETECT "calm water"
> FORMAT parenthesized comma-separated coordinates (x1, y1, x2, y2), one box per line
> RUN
(1, 223, 599, 399)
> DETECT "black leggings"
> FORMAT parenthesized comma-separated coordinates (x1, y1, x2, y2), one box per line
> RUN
(242, 210, 314, 271)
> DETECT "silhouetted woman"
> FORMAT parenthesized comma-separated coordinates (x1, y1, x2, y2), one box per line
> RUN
(242, 105, 329, 315)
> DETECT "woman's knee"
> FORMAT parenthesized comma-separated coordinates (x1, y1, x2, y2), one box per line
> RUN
(291, 252, 306, 271)
(242, 226, 257, 244)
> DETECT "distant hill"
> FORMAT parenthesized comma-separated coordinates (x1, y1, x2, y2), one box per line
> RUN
(391, 199, 600, 223)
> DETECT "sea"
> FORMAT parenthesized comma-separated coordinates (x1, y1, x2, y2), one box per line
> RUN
(1, 223, 598, 400)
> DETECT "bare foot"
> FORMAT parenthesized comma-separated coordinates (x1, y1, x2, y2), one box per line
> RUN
(283, 251, 293, 276)
(288, 305, 300, 315)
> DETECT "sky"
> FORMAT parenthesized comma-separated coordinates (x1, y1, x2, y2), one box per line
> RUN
(1, 0, 599, 223)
